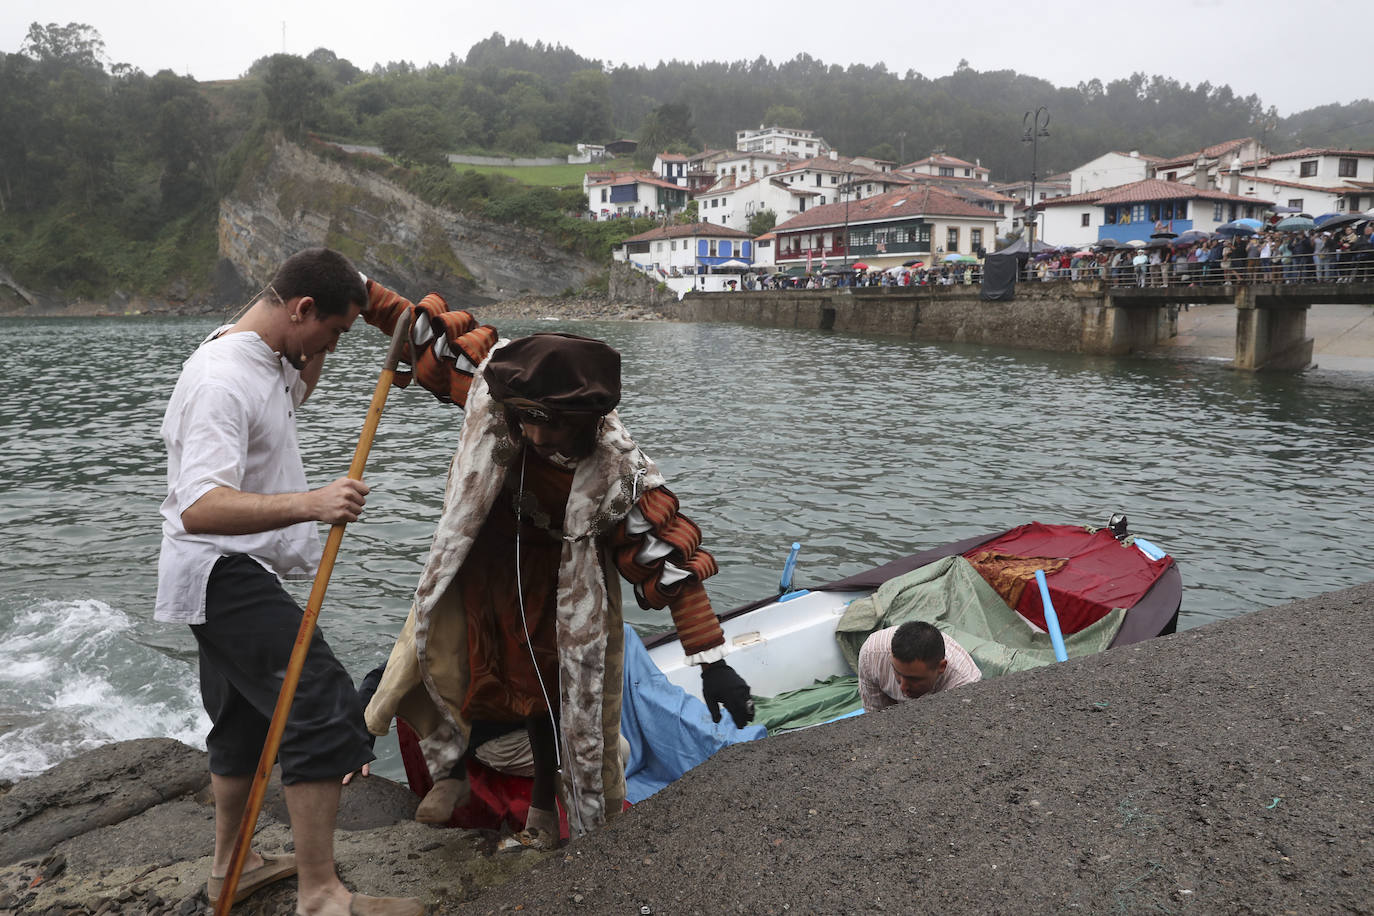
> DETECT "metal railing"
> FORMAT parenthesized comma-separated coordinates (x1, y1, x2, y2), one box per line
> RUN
(1024, 253, 1374, 288)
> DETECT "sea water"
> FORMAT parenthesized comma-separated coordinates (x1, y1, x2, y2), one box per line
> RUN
(2, 314, 1371, 782)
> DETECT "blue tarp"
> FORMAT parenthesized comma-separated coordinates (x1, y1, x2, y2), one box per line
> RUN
(619, 624, 766, 802)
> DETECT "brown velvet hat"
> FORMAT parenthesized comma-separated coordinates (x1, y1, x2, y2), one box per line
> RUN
(483, 332, 621, 417)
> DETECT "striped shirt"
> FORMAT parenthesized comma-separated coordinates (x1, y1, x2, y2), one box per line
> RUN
(857, 625, 982, 714)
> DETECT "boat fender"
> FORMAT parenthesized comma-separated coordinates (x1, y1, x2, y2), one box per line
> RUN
(1132, 537, 1167, 562)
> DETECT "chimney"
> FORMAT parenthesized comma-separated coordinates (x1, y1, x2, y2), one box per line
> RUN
(1129, 150, 1139, 158)
(1194, 155, 1208, 190)
(829, 150, 838, 161)
(1228, 155, 1241, 195)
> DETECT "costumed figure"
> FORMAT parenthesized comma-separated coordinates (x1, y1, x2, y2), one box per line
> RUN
(358, 281, 755, 845)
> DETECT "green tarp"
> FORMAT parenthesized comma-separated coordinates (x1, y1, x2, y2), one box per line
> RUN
(750, 556, 1126, 734)
(835, 556, 1125, 678)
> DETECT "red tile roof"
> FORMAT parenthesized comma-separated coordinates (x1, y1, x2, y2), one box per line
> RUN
(619, 222, 754, 244)
(587, 172, 686, 192)
(1039, 178, 1273, 208)
(901, 154, 986, 171)
(1153, 138, 1253, 169)
(1257, 147, 1374, 163)
(772, 186, 999, 233)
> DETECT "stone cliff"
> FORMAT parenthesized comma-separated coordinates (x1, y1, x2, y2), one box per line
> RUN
(217, 141, 601, 309)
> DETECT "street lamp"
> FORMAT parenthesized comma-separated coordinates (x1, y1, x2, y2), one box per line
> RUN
(1022, 106, 1050, 253)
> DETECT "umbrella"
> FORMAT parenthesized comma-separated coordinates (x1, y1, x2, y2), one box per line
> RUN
(717, 259, 750, 269)
(1272, 205, 1304, 214)
(1215, 221, 1256, 237)
(1173, 230, 1210, 246)
(1313, 213, 1342, 227)
(1149, 231, 1178, 239)
(902, 259, 924, 267)
(1274, 216, 1315, 232)
(942, 252, 964, 262)
(1234, 218, 1264, 230)
(1095, 238, 1121, 249)
(1073, 249, 1095, 257)
(1125, 239, 1148, 248)
(850, 262, 870, 271)
(1314, 212, 1369, 233)
(1144, 238, 1173, 250)
(783, 266, 809, 277)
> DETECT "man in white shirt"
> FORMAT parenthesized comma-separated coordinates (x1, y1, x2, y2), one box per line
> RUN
(857, 621, 982, 714)
(155, 248, 422, 916)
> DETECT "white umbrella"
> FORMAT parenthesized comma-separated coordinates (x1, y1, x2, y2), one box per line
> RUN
(717, 259, 750, 269)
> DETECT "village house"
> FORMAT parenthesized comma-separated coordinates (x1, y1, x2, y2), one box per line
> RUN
(1222, 171, 1343, 220)
(684, 149, 732, 192)
(583, 170, 690, 220)
(736, 125, 831, 158)
(1146, 138, 1269, 187)
(653, 152, 690, 186)
(770, 153, 888, 208)
(1065, 151, 1161, 194)
(1035, 178, 1275, 248)
(1228, 148, 1374, 213)
(710, 150, 792, 184)
(770, 186, 1002, 273)
(693, 174, 820, 231)
(899, 153, 991, 182)
(612, 222, 756, 295)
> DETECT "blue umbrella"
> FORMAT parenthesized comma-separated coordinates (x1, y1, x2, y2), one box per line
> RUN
(1174, 229, 1210, 245)
(1216, 221, 1256, 237)
(1313, 213, 1342, 227)
(1234, 217, 1264, 230)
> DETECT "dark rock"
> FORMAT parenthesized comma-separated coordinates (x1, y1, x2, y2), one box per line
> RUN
(0, 739, 209, 866)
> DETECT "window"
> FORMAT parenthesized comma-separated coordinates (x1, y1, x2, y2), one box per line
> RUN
(1338, 158, 1357, 178)
(1039, 192, 1046, 201)
(1131, 205, 1147, 224)
(964, 168, 971, 177)
(1166, 171, 1177, 182)
(670, 240, 676, 251)
(946, 228, 960, 251)
(1105, 208, 1117, 225)
(998, 204, 1006, 215)
(1299, 160, 1318, 177)
(939, 167, 954, 177)
(1244, 205, 1256, 219)
(600, 189, 608, 202)
(971, 228, 983, 248)
(1176, 202, 1186, 219)
(708, 240, 718, 256)
(1081, 213, 1091, 227)
(1288, 199, 1304, 210)
(819, 196, 826, 205)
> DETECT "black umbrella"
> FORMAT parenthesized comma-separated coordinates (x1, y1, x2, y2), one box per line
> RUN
(1095, 239, 1121, 250)
(1149, 231, 1178, 239)
(1144, 238, 1173, 249)
(1315, 212, 1369, 233)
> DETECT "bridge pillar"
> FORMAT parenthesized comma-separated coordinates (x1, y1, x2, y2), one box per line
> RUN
(1095, 294, 1171, 355)
(1233, 286, 1313, 370)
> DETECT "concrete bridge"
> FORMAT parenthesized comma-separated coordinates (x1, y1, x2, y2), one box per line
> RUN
(1106, 281, 1374, 369)
(669, 279, 1374, 371)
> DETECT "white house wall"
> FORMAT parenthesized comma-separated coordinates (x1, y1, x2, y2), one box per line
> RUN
(1071, 152, 1151, 194)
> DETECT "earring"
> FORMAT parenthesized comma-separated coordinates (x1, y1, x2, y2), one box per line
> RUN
(291, 315, 299, 322)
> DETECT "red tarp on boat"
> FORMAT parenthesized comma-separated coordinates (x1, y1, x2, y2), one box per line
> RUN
(963, 522, 1172, 635)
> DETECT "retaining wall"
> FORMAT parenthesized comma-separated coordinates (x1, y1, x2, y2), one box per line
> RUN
(666, 282, 1172, 355)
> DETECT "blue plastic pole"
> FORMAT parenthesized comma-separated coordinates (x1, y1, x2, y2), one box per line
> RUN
(778, 541, 802, 595)
(1034, 569, 1069, 662)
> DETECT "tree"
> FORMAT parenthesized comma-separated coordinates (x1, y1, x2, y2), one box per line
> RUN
(21, 22, 106, 70)
(377, 106, 453, 167)
(565, 69, 612, 142)
(262, 54, 333, 139)
(747, 209, 776, 236)
(761, 104, 804, 127)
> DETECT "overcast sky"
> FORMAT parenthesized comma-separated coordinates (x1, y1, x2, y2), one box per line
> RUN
(3, 0, 1367, 119)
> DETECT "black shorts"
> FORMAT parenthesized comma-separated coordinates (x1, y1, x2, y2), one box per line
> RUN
(191, 554, 374, 784)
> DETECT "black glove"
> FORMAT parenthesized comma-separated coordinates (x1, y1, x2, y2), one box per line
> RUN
(701, 660, 755, 728)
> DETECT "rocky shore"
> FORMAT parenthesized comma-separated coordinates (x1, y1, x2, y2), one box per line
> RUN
(2, 583, 1371, 915)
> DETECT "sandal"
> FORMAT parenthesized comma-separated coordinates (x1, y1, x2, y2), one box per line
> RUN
(206, 852, 297, 905)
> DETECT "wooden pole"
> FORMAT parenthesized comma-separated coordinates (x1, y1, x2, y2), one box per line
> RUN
(214, 310, 413, 915)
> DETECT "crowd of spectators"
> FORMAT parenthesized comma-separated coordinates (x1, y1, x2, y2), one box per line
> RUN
(1024, 219, 1374, 288)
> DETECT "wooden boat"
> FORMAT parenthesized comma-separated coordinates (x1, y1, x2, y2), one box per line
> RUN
(643, 517, 1181, 720)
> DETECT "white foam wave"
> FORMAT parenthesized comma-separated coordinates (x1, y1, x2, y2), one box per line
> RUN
(0, 598, 209, 781)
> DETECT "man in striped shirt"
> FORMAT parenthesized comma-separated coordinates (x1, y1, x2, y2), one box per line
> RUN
(857, 621, 982, 714)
